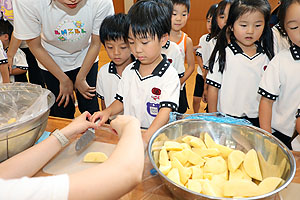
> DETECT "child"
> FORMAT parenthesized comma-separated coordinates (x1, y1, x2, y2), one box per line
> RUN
(169, 0, 195, 113)
(12, 0, 114, 119)
(193, 4, 217, 113)
(206, 0, 274, 127)
(0, 112, 144, 200)
(259, 0, 300, 149)
(291, 105, 300, 151)
(91, 0, 180, 143)
(272, 22, 290, 54)
(97, 13, 134, 111)
(0, 19, 28, 83)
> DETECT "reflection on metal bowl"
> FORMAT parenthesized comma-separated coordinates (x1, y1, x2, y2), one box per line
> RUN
(0, 83, 55, 162)
(148, 119, 296, 200)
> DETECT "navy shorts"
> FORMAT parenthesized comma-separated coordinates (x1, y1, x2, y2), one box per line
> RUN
(193, 74, 204, 97)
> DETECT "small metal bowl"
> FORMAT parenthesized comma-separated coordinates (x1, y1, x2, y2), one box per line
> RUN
(148, 119, 296, 200)
(0, 83, 55, 162)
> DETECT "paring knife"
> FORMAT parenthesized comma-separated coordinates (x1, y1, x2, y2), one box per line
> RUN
(75, 120, 100, 151)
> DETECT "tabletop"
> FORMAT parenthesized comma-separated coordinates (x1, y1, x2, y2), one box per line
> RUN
(36, 116, 300, 199)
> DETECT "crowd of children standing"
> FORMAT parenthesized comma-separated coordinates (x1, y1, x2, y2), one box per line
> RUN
(0, 0, 300, 150)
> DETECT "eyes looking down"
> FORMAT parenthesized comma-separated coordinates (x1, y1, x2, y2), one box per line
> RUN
(171, 4, 189, 31)
(284, 2, 300, 47)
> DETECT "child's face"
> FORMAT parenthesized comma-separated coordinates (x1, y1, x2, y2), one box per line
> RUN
(128, 29, 167, 66)
(217, 4, 231, 29)
(0, 34, 9, 48)
(206, 16, 212, 33)
(232, 10, 265, 50)
(56, 0, 83, 9)
(284, 2, 300, 47)
(171, 4, 189, 31)
(104, 39, 131, 66)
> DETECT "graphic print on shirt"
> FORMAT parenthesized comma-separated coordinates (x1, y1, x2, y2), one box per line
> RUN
(54, 20, 86, 42)
(147, 87, 161, 117)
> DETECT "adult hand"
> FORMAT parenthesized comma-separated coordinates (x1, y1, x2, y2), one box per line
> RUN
(110, 115, 140, 138)
(61, 111, 97, 139)
(75, 78, 96, 100)
(57, 77, 74, 108)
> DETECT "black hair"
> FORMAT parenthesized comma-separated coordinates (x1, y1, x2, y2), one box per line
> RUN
(210, 0, 234, 39)
(209, 0, 274, 74)
(153, 0, 174, 23)
(99, 13, 128, 46)
(0, 19, 13, 41)
(278, 0, 300, 43)
(170, 0, 190, 13)
(206, 4, 218, 19)
(127, 0, 171, 40)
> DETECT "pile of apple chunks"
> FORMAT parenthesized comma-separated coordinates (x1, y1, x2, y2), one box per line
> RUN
(152, 133, 285, 198)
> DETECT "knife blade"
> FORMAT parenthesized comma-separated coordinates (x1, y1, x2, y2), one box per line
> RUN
(75, 120, 100, 151)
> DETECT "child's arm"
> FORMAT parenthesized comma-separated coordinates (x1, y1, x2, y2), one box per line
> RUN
(91, 100, 124, 126)
(11, 68, 27, 75)
(259, 96, 274, 133)
(180, 37, 195, 83)
(143, 107, 171, 143)
(0, 63, 10, 83)
(7, 34, 22, 73)
(100, 99, 106, 111)
(75, 34, 101, 99)
(207, 85, 219, 113)
(296, 117, 300, 134)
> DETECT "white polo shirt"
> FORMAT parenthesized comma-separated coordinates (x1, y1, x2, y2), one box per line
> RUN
(202, 37, 217, 70)
(96, 62, 122, 107)
(272, 24, 290, 55)
(0, 174, 69, 200)
(206, 42, 270, 118)
(258, 45, 300, 137)
(0, 42, 28, 83)
(161, 40, 185, 90)
(115, 55, 180, 128)
(196, 33, 211, 75)
(12, 0, 114, 72)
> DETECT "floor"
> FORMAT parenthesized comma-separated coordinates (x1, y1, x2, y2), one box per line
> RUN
(75, 46, 206, 117)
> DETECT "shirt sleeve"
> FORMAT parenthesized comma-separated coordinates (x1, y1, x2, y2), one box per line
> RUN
(0, 174, 69, 200)
(92, 0, 115, 36)
(160, 66, 180, 111)
(96, 67, 105, 100)
(172, 49, 185, 78)
(0, 41, 8, 64)
(14, 49, 28, 70)
(12, 0, 42, 40)
(297, 104, 300, 118)
(258, 55, 281, 100)
(205, 52, 222, 89)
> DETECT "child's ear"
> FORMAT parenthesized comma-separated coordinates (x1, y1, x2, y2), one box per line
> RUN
(160, 33, 169, 47)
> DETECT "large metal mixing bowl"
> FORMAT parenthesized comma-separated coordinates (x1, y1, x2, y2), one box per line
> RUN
(0, 83, 55, 162)
(148, 119, 296, 200)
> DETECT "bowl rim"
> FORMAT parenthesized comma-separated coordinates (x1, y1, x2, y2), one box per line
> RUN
(148, 118, 296, 199)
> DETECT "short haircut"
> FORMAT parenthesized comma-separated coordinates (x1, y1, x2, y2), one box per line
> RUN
(0, 19, 13, 41)
(99, 13, 128, 46)
(127, 0, 171, 40)
(153, 0, 173, 24)
(170, 0, 190, 13)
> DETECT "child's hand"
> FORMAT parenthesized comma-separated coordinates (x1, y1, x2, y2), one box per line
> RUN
(110, 115, 140, 138)
(7, 57, 13, 74)
(75, 78, 96, 100)
(90, 110, 110, 127)
(61, 111, 97, 139)
(57, 77, 74, 108)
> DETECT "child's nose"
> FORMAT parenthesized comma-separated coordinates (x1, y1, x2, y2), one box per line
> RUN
(247, 26, 254, 34)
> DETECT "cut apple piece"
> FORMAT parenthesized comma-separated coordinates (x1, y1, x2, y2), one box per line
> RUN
(204, 156, 227, 174)
(159, 148, 169, 166)
(228, 150, 245, 172)
(243, 149, 262, 181)
(258, 177, 284, 195)
(223, 179, 259, 197)
(164, 141, 183, 151)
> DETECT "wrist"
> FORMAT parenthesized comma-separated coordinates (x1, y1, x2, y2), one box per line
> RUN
(51, 129, 70, 147)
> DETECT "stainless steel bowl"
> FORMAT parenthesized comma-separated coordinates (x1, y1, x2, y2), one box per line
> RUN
(0, 83, 55, 162)
(148, 119, 296, 200)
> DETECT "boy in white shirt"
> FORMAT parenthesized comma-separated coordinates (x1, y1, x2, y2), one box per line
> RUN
(0, 19, 28, 83)
(92, 0, 180, 143)
(97, 13, 135, 111)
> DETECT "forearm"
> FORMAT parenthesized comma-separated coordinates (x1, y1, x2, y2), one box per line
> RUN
(7, 34, 22, 60)
(207, 85, 218, 113)
(68, 124, 144, 200)
(0, 63, 10, 83)
(180, 63, 194, 84)
(11, 68, 26, 75)
(144, 108, 171, 142)
(0, 133, 65, 179)
(106, 100, 124, 116)
(76, 35, 101, 80)
(296, 118, 300, 134)
(26, 37, 68, 82)
(259, 97, 273, 133)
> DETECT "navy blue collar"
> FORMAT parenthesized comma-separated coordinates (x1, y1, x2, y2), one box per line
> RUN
(290, 45, 300, 60)
(228, 41, 265, 55)
(162, 40, 170, 49)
